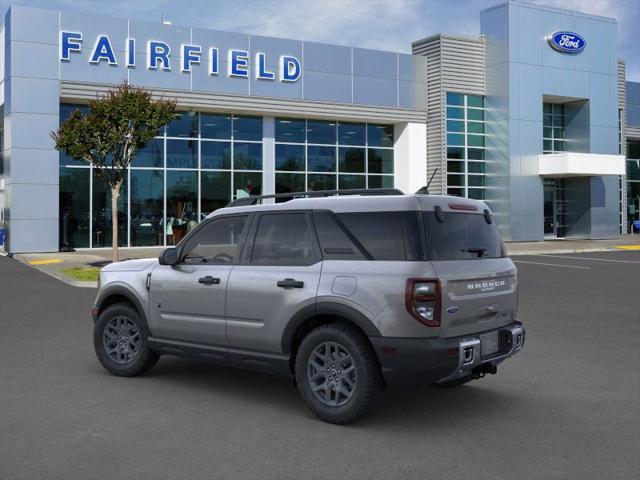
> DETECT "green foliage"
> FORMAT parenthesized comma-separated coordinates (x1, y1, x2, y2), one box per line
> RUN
(52, 83, 176, 187)
(60, 267, 101, 282)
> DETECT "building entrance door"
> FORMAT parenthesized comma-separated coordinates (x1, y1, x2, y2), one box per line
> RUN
(543, 178, 567, 238)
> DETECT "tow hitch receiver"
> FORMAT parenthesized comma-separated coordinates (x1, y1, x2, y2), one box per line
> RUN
(472, 363, 497, 379)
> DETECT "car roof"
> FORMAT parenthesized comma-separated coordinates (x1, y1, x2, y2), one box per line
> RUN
(206, 194, 491, 218)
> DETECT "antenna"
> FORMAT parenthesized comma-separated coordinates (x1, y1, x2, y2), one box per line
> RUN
(416, 168, 439, 194)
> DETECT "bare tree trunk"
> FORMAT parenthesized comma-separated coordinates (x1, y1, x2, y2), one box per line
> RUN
(111, 182, 122, 263)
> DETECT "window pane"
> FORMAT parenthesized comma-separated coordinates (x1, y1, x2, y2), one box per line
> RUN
(130, 169, 164, 247)
(275, 173, 306, 198)
(543, 103, 552, 114)
(201, 113, 231, 139)
(60, 103, 89, 123)
(543, 127, 553, 138)
(627, 159, 640, 180)
(467, 134, 485, 147)
(308, 145, 336, 172)
(554, 140, 564, 151)
(135, 139, 163, 168)
(467, 95, 484, 108)
(337, 212, 406, 260)
(338, 122, 365, 146)
(447, 174, 465, 186)
(467, 122, 484, 134)
(251, 213, 315, 265)
(554, 128, 564, 139)
(543, 114, 553, 126)
(182, 215, 248, 264)
(543, 139, 552, 151)
(447, 188, 464, 197)
(233, 115, 262, 141)
(234, 171, 262, 197)
(552, 115, 563, 127)
(367, 175, 394, 189)
(468, 175, 485, 187)
(201, 171, 231, 215)
(167, 139, 197, 169)
(447, 147, 464, 159)
(628, 141, 640, 159)
(92, 170, 127, 247)
(59, 151, 86, 167)
(275, 117, 305, 143)
(59, 167, 90, 248)
(552, 103, 563, 115)
(313, 211, 365, 260)
(468, 148, 484, 160)
(467, 109, 484, 121)
(307, 120, 336, 144)
(367, 124, 394, 147)
(166, 170, 198, 246)
(167, 111, 198, 138)
(338, 147, 365, 173)
(468, 188, 485, 200)
(447, 133, 465, 146)
(339, 174, 366, 189)
(447, 120, 464, 133)
(447, 161, 464, 173)
(308, 173, 336, 191)
(275, 144, 305, 171)
(233, 142, 262, 170)
(446, 106, 464, 119)
(201, 141, 231, 169)
(446, 92, 464, 106)
(468, 161, 485, 173)
(368, 148, 394, 174)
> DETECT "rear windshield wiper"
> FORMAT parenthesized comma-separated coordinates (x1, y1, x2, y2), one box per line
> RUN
(461, 248, 487, 258)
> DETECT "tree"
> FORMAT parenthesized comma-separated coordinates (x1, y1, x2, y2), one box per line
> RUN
(52, 83, 176, 262)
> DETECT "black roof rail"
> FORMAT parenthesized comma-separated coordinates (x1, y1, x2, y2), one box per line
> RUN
(225, 188, 404, 207)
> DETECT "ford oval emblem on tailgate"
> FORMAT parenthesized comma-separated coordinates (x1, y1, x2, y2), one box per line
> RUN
(446, 306, 459, 314)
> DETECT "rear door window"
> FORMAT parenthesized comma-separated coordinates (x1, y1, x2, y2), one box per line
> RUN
(250, 213, 319, 265)
(423, 212, 505, 260)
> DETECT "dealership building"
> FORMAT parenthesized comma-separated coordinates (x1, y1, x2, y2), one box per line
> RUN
(0, 1, 639, 252)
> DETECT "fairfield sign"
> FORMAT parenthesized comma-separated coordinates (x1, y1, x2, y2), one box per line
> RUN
(59, 31, 302, 82)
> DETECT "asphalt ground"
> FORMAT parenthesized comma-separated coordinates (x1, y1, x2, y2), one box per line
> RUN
(1, 251, 638, 480)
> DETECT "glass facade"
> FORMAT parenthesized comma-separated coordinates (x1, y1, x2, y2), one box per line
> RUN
(445, 92, 486, 199)
(274, 118, 394, 198)
(543, 103, 565, 154)
(58, 104, 263, 248)
(627, 140, 640, 231)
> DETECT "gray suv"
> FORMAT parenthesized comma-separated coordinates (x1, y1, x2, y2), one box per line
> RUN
(92, 189, 525, 424)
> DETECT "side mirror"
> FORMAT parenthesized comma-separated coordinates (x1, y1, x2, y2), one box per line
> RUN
(158, 247, 178, 266)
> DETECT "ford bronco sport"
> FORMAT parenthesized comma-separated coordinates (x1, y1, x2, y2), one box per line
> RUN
(92, 189, 525, 424)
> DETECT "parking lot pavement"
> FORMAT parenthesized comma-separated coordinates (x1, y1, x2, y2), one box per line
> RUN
(1, 251, 639, 480)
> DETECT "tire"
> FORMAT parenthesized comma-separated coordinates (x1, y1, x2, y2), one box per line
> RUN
(433, 375, 473, 389)
(94, 302, 159, 377)
(295, 323, 384, 424)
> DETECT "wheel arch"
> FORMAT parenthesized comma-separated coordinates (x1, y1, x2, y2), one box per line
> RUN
(94, 284, 148, 329)
(282, 302, 382, 358)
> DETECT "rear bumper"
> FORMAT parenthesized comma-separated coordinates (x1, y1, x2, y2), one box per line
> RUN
(369, 321, 525, 388)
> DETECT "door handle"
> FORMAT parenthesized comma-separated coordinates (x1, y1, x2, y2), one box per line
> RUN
(198, 276, 220, 285)
(277, 278, 304, 288)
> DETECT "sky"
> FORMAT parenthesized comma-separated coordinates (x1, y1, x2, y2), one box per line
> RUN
(1, 0, 638, 80)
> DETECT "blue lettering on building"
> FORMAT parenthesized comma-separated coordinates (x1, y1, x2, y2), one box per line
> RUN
(58, 31, 302, 82)
(90, 35, 117, 65)
(547, 31, 586, 54)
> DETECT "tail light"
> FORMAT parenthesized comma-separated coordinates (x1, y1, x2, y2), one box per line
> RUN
(405, 279, 441, 327)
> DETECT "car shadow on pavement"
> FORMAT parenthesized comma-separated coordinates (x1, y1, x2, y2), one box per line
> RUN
(120, 355, 521, 429)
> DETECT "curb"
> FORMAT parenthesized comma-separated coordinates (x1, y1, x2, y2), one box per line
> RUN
(506, 247, 625, 256)
(11, 254, 98, 289)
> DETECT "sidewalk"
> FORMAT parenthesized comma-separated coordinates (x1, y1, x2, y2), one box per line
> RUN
(6, 235, 640, 288)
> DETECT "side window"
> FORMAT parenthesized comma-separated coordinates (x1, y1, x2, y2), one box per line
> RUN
(181, 215, 248, 264)
(336, 212, 407, 260)
(313, 211, 366, 260)
(251, 213, 317, 266)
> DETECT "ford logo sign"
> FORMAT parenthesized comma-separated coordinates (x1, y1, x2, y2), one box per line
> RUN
(547, 31, 586, 54)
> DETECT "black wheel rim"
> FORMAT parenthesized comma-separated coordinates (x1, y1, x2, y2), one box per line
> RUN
(307, 341, 357, 407)
(103, 316, 140, 365)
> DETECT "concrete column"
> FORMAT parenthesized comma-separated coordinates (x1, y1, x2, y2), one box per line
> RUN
(262, 116, 275, 197)
(393, 122, 427, 194)
(3, 6, 60, 253)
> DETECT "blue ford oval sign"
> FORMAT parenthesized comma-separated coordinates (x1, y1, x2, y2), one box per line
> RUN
(547, 31, 586, 54)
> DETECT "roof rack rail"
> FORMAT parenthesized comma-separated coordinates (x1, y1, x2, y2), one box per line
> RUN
(226, 188, 404, 207)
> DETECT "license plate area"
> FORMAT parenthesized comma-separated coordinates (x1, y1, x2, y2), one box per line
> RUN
(480, 331, 499, 357)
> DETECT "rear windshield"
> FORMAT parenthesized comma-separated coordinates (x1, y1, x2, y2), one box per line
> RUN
(423, 212, 505, 260)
